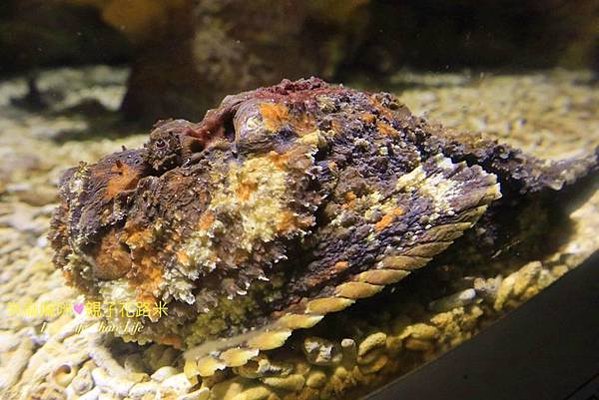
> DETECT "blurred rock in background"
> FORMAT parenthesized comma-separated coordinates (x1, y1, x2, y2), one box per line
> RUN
(0, 0, 130, 74)
(85, 0, 371, 123)
(1, 0, 596, 124)
(349, 0, 599, 76)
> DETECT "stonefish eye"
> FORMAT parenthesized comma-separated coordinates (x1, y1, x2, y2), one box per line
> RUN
(155, 138, 167, 149)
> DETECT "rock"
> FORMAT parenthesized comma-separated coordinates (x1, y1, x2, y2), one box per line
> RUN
(69, 364, 94, 394)
(359, 354, 388, 375)
(51, 364, 78, 387)
(8, 182, 57, 206)
(473, 276, 502, 304)
(90, 368, 135, 396)
(128, 381, 158, 399)
(78, 386, 101, 400)
(178, 387, 210, 400)
(391, 316, 412, 336)
(428, 288, 478, 313)
(234, 355, 293, 379)
(25, 382, 66, 400)
(512, 261, 542, 297)
(357, 333, 387, 366)
(161, 373, 193, 393)
(293, 361, 311, 377)
(0, 152, 44, 185)
(261, 374, 305, 392)
(123, 353, 147, 374)
(0, 203, 47, 235)
(305, 370, 327, 389)
(551, 264, 569, 279)
(210, 378, 245, 400)
(340, 338, 357, 366)
(302, 337, 343, 366)
(397, 324, 440, 341)
(230, 385, 274, 400)
(494, 274, 517, 311)
(404, 338, 434, 352)
(357, 333, 387, 358)
(183, 359, 201, 382)
(150, 366, 179, 382)
(144, 345, 178, 371)
(385, 335, 403, 356)
(29, 118, 89, 141)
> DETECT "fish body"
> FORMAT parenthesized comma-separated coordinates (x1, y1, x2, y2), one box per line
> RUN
(49, 78, 598, 375)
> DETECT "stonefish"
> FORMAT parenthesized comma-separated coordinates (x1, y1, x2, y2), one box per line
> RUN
(49, 78, 597, 376)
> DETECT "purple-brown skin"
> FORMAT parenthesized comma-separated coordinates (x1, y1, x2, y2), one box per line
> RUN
(49, 78, 598, 372)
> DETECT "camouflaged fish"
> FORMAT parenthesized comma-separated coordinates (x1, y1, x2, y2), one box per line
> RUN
(49, 78, 598, 376)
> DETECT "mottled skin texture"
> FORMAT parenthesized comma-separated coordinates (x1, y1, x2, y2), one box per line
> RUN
(49, 78, 598, 374)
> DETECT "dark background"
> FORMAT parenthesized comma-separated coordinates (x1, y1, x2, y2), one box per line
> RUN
(1, 0, 597, 123)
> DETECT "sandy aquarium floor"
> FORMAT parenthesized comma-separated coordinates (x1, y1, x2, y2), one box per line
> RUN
(0, 66, 597, 400)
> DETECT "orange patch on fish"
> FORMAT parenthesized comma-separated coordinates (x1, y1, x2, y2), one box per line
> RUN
(334, 261, 349, 272)
(361, 113, 376, 124)
(176, 250, 191, 267)
(377, 121, 399, 137)
(267, 150, 291, 169)
(342, 191, 357, 209)
(105, 162, 142, 199)
(129, 258, 163, 303)
(277, 210, 298, 234)
(260, 103, 289, 132)
(345, 192, 357, 202)
(197, 211, 215, 230)
(92, 232, 132, 280)
(375, 207, 405, 232)
(236, 181, 258, 201)
(291, 114, 317, 134)
(125, 227, 156, 250)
